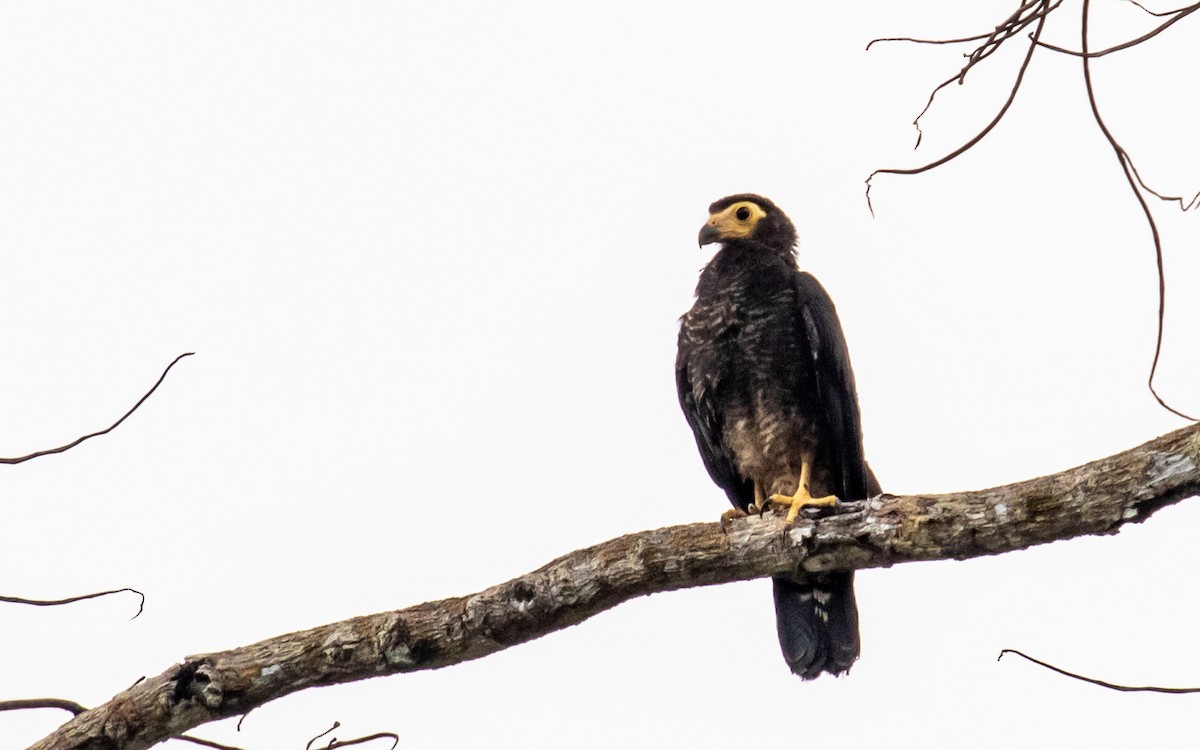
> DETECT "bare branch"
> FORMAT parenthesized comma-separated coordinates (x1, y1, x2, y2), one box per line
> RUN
(1080, 0, 1197, 421)
(27, 425, 1200, 750)
(866, 0, 1054, 213)
(0, 699, 85, 716)
(866, 0, 1060, 151)
(306, 724, 339, 750)
(0, 588, 144, 618)
(1, 353, 194, 465)
(866, 32, 993, 50)
(1127, 158, 1200, 212)
(1035, 2, 1199, 57)
(303, 723, 399, 750)
(999, 649, 1200, 693)
(1128, 0, 1198, 17)
(323, 733, 399, 750)
(171, 736, 247, 750)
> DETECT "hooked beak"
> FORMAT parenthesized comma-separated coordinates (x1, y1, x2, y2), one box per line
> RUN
(698, 223, 720, 247)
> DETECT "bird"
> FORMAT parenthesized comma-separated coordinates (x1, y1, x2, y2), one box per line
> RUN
(675, 193, 878, 678)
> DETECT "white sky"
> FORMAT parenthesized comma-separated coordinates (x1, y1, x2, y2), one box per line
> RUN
(3, 1, 1199, 748)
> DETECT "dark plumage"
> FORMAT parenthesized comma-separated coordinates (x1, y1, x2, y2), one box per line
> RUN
(676, 194, 877, 678)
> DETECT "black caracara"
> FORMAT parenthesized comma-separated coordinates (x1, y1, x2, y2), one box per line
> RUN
(675, 194, 879, 678)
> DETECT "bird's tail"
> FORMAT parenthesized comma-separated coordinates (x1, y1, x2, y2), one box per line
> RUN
(772, 572, 860, 678)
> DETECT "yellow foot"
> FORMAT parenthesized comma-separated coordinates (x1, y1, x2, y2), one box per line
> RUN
(766, 489, 839, 525)
(720, 507, 748, 532)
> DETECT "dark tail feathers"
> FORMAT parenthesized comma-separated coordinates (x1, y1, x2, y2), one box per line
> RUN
(772, 572, 860, 678)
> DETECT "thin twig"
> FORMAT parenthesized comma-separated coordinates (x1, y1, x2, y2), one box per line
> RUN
(0, 588, 145, 619)
(1127, 156, 1200, 212)
(173, 736, 249, 750)
(1035, 2, 1199, 57)
(1080, 0, 1197, 420)
(999, 649, 1200, 693)
(323, 733, 400, 750)
(1129, 0, 1200, 17)
(307, 723, 340, 750)
(303, 721, 399, 750)
(909, 75, 965, 150)
(236, 709, 254, 732)
(1, 352, 194, 464)
(866, 32, 994, 50)
(0, 699, 85, 715)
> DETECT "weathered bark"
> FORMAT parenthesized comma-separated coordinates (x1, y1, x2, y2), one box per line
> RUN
(29, 424, 1200, 750)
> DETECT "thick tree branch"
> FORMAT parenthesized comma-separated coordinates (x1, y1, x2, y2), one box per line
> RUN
(29, 425, 1200, 750)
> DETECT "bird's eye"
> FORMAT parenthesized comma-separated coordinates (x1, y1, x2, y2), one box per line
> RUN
(736, 207, 751, 221)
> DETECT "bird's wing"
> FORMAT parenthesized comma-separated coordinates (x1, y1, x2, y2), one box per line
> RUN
(794, 271, 871, 501)
(675, 346, 753, 509)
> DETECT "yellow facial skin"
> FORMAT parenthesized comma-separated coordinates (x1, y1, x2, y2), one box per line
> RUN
(704, 201, 767, 241)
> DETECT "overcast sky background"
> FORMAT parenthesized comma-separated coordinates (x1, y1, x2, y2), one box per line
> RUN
(3, 1, 1199, 748)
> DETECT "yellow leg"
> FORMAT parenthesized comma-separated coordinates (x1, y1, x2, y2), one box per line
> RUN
(767, 456, 838, 524)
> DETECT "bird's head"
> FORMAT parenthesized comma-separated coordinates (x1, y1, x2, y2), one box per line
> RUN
(698, 194, 797, 253)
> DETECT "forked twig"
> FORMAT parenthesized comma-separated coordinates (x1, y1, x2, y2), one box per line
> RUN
(866, 0, 1054, 212)
(318, 734, 400, 750)
(305, 722, 400, 750)
(1127, 158, 1200, 212)
(326, 729, 400, 748)
(1035, 1, 1199, 57)
(868, 0, 1061, 149)
(307, 723, 341, 750)
(228, 714, 399, 749)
